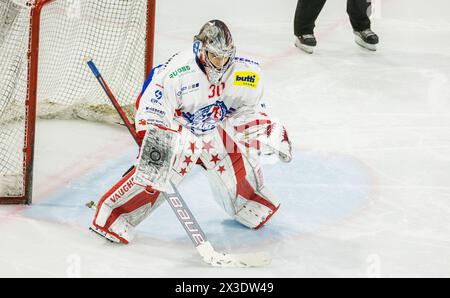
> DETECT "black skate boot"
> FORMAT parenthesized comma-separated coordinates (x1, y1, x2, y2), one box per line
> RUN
(295, 34, 317, 54)
(354, 28, 379, 51)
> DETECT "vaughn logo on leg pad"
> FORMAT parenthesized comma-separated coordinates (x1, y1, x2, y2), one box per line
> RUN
(233, 72, 259, 88)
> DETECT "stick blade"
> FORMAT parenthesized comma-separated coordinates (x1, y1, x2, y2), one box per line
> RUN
(198, 242, 271, 268)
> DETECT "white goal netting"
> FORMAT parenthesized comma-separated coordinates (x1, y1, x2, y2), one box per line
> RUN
(0, 0, 152, 200)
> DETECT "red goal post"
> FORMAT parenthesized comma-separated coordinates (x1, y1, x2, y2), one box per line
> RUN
(0, 0, 156, 204)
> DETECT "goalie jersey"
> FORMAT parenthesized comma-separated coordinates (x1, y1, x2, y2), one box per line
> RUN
(135, 49, 267, 136)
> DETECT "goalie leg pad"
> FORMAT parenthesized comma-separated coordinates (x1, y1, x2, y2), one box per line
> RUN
(92, 167, 162, 244)
(235, 195, 280, 229)
(202, 126, 280, 229)
(233, 182, 280, 229)
(89, 224, 123, 244)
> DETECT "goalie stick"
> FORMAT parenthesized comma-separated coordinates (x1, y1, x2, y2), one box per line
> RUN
(86, 59, 142, 147)
(86, 59, 271, 267)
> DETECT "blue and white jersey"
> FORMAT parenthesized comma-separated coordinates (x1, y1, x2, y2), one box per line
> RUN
(135, 49, 266, 135)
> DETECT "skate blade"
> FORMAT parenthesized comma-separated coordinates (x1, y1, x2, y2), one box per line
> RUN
(89, 226, 121, 243)
(355, 36, 377, 51)
(295, 40, 314, 54)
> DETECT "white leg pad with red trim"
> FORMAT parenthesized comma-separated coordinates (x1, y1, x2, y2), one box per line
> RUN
(93, 203, 137, 244)
(91, 127, 203, 244)
(90, 223, 123, 244)
(201, 126, 281, 229)
(92, 167, 162, 244)
(234, 195, 279, 229)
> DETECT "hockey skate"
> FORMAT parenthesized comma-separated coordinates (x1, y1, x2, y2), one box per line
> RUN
(86, 201, 133, 244)
(354, 29, 379, 51)
(89, 225, 122, 244)
(295, 34, 316, 54)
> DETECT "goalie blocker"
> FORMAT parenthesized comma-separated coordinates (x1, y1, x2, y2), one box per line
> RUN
(91, 123, 280, 244)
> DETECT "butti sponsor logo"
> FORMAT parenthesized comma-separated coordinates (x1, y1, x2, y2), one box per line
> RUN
(234, 72, 259, 88)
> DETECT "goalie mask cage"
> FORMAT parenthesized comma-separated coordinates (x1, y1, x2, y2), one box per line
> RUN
(0, 0, 156, 204)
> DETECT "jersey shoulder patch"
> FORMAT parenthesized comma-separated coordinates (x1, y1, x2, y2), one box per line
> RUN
(158, 52, 180, 74)
(234, 56, 261, 67)
(233, 71, 260, 89)
(231, 58, 263, 89)
(163, 50, 197, 80)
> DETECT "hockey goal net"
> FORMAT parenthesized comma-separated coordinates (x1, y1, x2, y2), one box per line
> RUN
(0, 0, 155, 204)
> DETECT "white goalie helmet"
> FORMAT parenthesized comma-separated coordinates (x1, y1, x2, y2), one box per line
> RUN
(193, 20, 236, 85)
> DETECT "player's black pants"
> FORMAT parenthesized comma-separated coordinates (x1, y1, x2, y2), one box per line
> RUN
(294, 0, 372, 36)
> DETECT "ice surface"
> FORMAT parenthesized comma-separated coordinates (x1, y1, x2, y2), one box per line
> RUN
(1, 0, 450, 277)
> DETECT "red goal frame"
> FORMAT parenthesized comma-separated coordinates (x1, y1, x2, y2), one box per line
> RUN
(0, 0, 156, 204)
